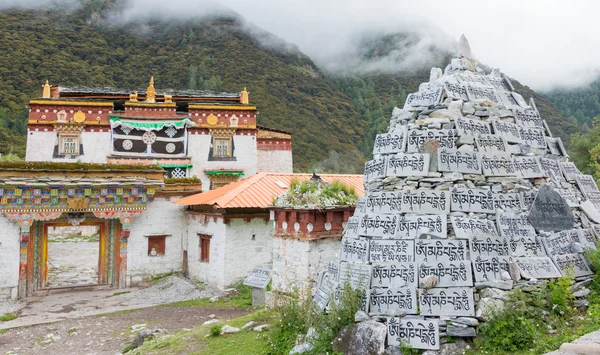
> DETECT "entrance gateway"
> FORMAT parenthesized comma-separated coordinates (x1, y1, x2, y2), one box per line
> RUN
(0, 164, 162, 298)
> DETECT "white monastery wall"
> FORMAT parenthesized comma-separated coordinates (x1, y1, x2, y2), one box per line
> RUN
(187, 134, 212, 190)
(79, 131, 110, 163)
(186, 214, 227, 289)
(224, 218, 273, 287)
(258, 150, 293, 173)
(272, 236, 339, 296)
(127, 197, 186, 285)
(25, 130, 55, 161)
(0, 215, 20, 299)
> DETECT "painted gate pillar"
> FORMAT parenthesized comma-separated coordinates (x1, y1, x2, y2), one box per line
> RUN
(18, 225, 31, 299)
(119, 228, 131, 288)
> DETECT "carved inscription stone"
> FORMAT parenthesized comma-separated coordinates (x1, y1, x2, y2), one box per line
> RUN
(407, 129, 455, 153)
(573, 228, 598, 250)
(369, 240, 415, 263)
(491, 120, 522, 143)
(513, 156, 544, 179)
(451, 188, 495, 213)
(365, 157, 387, 183)
(371, 263, 417, 288)
(340, 238, 369, 262)
(344, 216, 360, 239)
(518, 127, 546, 149)
(513, 108, 544, 128)
(387, 317, 440, 350)
(369, 288, 417, 315)
(556, 188, 580, 207)
(546, 137, 566, 156)
(386, 153, 430, 177)
(560, 162, 581, 182)
(527, 186, 575, 232)
(401, 189, 450, 214)
(470, 236, 511, 257)
(405, 87, 443, 108)
(543, 230, 574, 257)
(467, 84, 501, 104)
(575, 174, 599, 194)
(521, 191, 537, 209)
(359, 214, 398, 238)
(552, 253, 593, 277)
(493, 193, 523, 212)
(373, 128, 407, 155)
(444, 82, 469, 101)
(418, 261, 473, 287)
(437, 148, 482, 174)
(475, 134, 508, 153)
(451, 216, 499, 239)
(584, 191, 600, 210)
(355, 197, 366, 214)
(497, 212, 536, 237)
(539, 158, 565, 182)
(418, 287, 475, 317)
(365, 191, 402, 214)
(415, 239, 468, 263)
(339, 261, 372, 290)
(472, 256, 512, 282)
(455, 117, 491, 137)
(396, 214, 447, 239)
(515, 257, 562, 279)
(481, 153, 516, 176)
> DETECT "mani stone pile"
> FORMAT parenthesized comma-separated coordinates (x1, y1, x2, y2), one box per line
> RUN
(312, 36, 600, 353)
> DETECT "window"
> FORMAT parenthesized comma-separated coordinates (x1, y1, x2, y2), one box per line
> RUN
(199, 234, 211, 262)
(147, 235, 167, 256)
(213, 138, 231, 157)
(59, 136, 79, 155)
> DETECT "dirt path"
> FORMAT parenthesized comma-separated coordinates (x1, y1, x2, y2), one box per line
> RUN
(0, 305, 253, 355)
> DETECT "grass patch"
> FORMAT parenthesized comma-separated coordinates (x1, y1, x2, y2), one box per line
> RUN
(110, 291, 132, 297)
(209, 325, 222, 336)
(169, 284, 254, 309)
(0, 313, 18, 322)
(150, 271, 178, 283)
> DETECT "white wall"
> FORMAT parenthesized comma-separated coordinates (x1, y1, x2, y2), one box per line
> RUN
(127, 197, 187, 285)
(79, 131, 111, 163)
(0, 215, 20, 299)
(224, 218, 273, 287)
(25, 130, 110, 163)
(186, 214, 228, 289)
(258, 150, 293, 173)
(272, 236, 340, 296)
(25, 130, 55, 162)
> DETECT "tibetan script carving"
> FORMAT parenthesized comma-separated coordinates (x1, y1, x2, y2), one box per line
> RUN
(472, 256, 512, 282)
(475, 134, 508, 153)
(396, 214, 447, 239)
(497, 212, 536, 237)
(407, 129, 455, 153)
(418, 287, 475, 317)
(364, 191, 402, 214)
(400, 189, 450, 214)
(437, 148, 482, 174)
(371, 263, 417, 288)
(415, 239, 468, 263)
(364, 157, 387, 183)
(451, 188, 495, 213)
(515, 257, 562, 279)
(491, 120, 522, 143)
(373, 128, 407, 155)
(369, 240, 415, 263)
(552, 253, 593, 277)
(340, 238, 369, 262)
(386, 153, 430, 177)
(527, 186, 575, 232)
(451, 216, 499, 239)
(418, 261, 473, 287)
(513, 156, 544, 179)
(481, 153, 516, 176)
(369, 288, 417, 315)
(359, 214, 398, 238)
(387, 317, 439, 350)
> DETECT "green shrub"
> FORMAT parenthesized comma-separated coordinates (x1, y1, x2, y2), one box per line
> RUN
(209, 325, 222, 336)
(0, 313, 17, 322)
(267, 299, 309, 354)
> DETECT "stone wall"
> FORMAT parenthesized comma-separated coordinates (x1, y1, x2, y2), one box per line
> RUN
(258, 149, 293, 173)
(185, 213, 228, 288)
(0, 215, 20, 299)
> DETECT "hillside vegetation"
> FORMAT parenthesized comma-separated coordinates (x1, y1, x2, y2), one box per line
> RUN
(0, 6, 576, 171)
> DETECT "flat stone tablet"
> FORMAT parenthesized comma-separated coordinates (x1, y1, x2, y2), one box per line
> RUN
(339, 261, 372, 290)
(527, 185, 575, 232)
(373, 127, 408, 155)
(401, 189, 450, 214)
(546, 137, 566, 156)
(559, 162, 582, 182)
(451, 187, 495, 213)
(513, 156, 545, 179)
(387, 317, 440, 350)
(470, 236, 511, 257)
(444, 82, 469, 101)
(518, 127, 546, 149)
(481, 153, 516, 176)
(472, 255, 512, 282)
(580, 200, 600, 224)
(496, 212, 536, 237)
(418, 261, 473, 287)
(369, 239, 415, 263)
(539, 158, 566, 181)
(343, 216, 360, 239)
(364, 191, 402, 214)
(407, 129, 455, 153)
(365, 156, 387, 183)
(572, 229, 598, 250)
(491, 120, 522, 143)
(418, 287, 475, 317)
(509, 236, 546, 256)
(386, 153, 430, 177)
(340, 238, 369, 263)
(520, 191, 537, 209)
(493, 192, 523, 212)
(584, 191, 600, 210)
(487, 75, 513, 91)
(543, 230, 575, 257)
(456, 72, 492, 86)
(355, 196, 367, 214)
(456, 117, 492, 137)
(515, 256, 562, 279)
(513, 108, 544, 128)
(369, 288, 418, 316)
(466, 84, 501, 104)
(552, 253, 593, 277)
(511, 92, 529, 107)
(396, 214, 447, 239)
(404, 87, 443, 108)
(358, 214, 399, 238)
(555, 188, 580, 207)
(371, 263, 417, 289)
(575, 174, 599, 194)
(475, 134, 509, 153)
(437, 148, 482, 174)
(415, 239, 468, 263)
(451, 216, 499, 239)
(313, 288, 330, 310)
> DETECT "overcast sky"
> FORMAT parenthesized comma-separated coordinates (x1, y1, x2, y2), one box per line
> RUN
(1, 0, 598, 91)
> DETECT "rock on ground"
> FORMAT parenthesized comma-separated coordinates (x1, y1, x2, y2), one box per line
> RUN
(333, 320, 387, 355)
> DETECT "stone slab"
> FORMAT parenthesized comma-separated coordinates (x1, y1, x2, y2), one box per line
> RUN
(496, 212, 536, 237)
(584, 191, 600, 210)
(444, 82, 469, 101)
(437, 148, 482, 174)
(576, 174, 599, 194)
(556, 187, 580, 207)
(539, 157, 566, 181)
(543, 230, 575, 257)
(527, 185, 575, 232)
(355, 197, 367, 214)
(418, 261, 473, 287)
(371, 263, 417, 289)
(520, 191, 537, 209)
(546, 137, 566, 156)
(451, 187, 495, 213)
(581, 200, 600, 224)
(474, 134, 509, 153)
(491, 120, 522, 143)
(396, 214, 447, 239)
(493, 192, 523, 212)
(404, 87, 443, 108)
(513, 108, 544, 128)
(243, 268, 272, 289)
(573, 228, 598, 250)
(552, 253, 593, 278)
(455, 117, 492, 137)
(386, 153, 430, 177)
(339, 261, 372, 290)
(560, 161, 581, 182)
(364, 156, 387, 183)
(513, 156, 544, 179)
(415, 239, 468, 263)
(359, 214, 399, 238)
(369, 287, 418, 316)
(481, 152, 516, 176)
(340, 238, 369, 263)
(373, 128, 408, 155)
(400, 189, 450, 214)
(343, 216, 361, 239)
(387, 317, 440, 350)
(470, 236, 512, 257)
(418, 287, 475, 317)
(518, 127, 546, 149)
(509, 236, 546, 256)
(369, 239, 415, 263)
(451, 216, 499, 239)
(466, 84, 501, 104)
(515, 256, 562, 279)
(472, 256, 513, 282)
(407, 129, 455, 153)
(364, 191, 402, 214)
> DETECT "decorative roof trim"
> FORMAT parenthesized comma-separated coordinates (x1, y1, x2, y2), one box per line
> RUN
(109, 116, 195, 131)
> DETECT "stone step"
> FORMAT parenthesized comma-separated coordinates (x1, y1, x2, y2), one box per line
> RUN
(557, 343, 600, 355)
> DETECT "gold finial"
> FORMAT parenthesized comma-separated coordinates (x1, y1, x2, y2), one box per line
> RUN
(240, 87, 249, 104)
(146, 76, 156, 103)
(129, 91, 138, 102)
(42, 80, 51, 98)
(163, 92, 173, 103)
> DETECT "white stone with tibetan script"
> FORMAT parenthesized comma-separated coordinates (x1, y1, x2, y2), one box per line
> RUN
(415, 239, 468, 263)
(509, 236, 546, 257)
(358, 214, 398, 238)
(396, 214, 447, 239)
(373, 128, 407, 155)
(387, 317, 440, 350)
(451, 187, 495, 213)
(481, 153, 516, 176)
(386, 153, 430, 177)
(365, 156, 387, 183)
(493, 192, 523, 212)
(404, 87, 443, 108)
(472, 255, 512, 282)
(470, 236, 512, 258)
(407, 129, 455, 153)
(491, 120, 522, 143)
(343, 216, 360, 239)
(340, 238, 369, 263)
(368, 239, 415, 263)
(518, 127, 546, 149)
(369, 288, 418, 316)
(418, 261, 473, 287)
(496, 212, 536, 238)
(560, 161, 581, 182)
(455, 117, 492, 137)
(437, 148, 482, 174)
(543, 230, 574, 257)
(371, 263, 417, 289)
(513, 156, 544, 179)
(539, 158, 565, 182)
(552, 253, 593, 277)
(339, 261, 372, 290)
(556, 188, 581, 207)
(364, 191, 403, 214)
(418, 287, 475, 317)
(400, 189, 450, 214)
(515, 257, 562, 279)
(451, 216, 499, 239)
(575, 174, 599, 194)
(513, 108, 544, 128)
(475, 134, 508, 153)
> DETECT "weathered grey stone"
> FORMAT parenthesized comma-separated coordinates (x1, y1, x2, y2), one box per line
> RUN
(508, 262, 522, 281)
(130, 328, 168, 349)
(479, 287, 508, 300)
(571, 279, 593, 292)
(253, 324, 271, 332)
(332, 320, 387, 355)
(453, 317, 479, 327)
(355, 310, 371, 323)
(419, 275, 438, 289)
(575, 299, 590, 308)
(476, 298, 504, 320)
(384, 345, 403, 355)
(221, 325, 240, 334)
(573, 288, 590, 298)
(241, 321, 257, 330)
(446, 325, 476, 337)
(290, 343, 312, 354)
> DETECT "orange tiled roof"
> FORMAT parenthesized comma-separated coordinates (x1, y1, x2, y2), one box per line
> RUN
(173, 172, 364, 209)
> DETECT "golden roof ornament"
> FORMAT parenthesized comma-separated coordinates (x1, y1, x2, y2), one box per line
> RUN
(42, 80, 51, 99)
(163, 92, 173, 103)
(146, 76, 156, 103)
(240, 87, 249, 105)
(129, 91, 138, 102)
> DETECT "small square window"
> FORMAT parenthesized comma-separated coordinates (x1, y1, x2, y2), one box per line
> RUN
(59, 135, 79, 155)
(199, 234, 211, 262)
(213, 138, 231, 157)
(147, 235, 167, 256)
